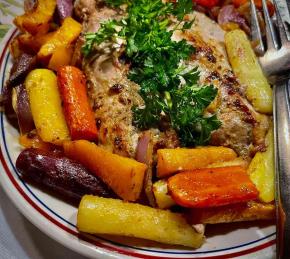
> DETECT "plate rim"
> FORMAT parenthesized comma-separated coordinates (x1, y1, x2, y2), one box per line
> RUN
(0, 27, 276, 259)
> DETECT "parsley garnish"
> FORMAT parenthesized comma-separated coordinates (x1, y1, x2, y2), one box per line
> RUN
(82, 0, 221, 146)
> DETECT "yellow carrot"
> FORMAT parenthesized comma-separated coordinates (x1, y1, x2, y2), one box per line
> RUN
(157, 146, 237, 178)
(25, 69, 70, 144)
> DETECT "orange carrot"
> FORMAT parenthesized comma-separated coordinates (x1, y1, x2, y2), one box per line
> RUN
(63, 140, 147, 201)
(57, 66, 98, 141)
(48, 46, 73, 72)
(168, 166, 259, 208)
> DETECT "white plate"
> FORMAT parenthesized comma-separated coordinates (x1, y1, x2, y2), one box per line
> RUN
(0, 28, 276, 259)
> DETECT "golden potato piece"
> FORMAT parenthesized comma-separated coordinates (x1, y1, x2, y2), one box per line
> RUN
(78, 195, 205, 248)
(9, 37, 22, 59)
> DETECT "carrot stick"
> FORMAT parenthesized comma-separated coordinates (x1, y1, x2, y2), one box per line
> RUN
(168, 166, 259, 208)
(57, 66, 98, 141)
(157, 147, 237, 178)
(63, 140, 147, 201)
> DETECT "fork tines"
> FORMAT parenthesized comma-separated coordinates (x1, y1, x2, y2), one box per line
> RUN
(251, 0, 290, 79)
(251, 0, 290, 52)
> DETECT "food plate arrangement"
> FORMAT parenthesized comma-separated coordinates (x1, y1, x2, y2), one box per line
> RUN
(0, 0, 277, 258)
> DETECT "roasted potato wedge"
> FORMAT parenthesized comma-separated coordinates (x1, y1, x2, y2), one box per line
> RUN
(78, 195, 205, 248)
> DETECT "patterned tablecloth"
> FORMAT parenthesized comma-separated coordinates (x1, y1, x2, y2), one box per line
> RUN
(0, 2, 87, 258)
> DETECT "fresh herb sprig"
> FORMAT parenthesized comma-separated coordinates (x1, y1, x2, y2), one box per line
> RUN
(82, 0, 221, 146)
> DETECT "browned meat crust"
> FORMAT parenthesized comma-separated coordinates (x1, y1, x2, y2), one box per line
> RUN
(174, 23, 270, 158)
(74, 0, 180, 158)
(73, 0, 270, 159)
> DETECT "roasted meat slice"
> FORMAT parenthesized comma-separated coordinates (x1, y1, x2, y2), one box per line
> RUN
(73, 0, 269, 158)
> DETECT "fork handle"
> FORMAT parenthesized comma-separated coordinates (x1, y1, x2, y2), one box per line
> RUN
(273, 82, 290, 259)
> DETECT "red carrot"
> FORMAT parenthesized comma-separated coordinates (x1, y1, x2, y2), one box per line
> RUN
(57, 66, 97, 141)
(168, 166, 259, 208)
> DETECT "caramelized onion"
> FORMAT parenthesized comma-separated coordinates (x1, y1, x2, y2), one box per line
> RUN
(218, 5, 249, 33)
(56, 0, 73, 21)
(136, 131, 156, 207)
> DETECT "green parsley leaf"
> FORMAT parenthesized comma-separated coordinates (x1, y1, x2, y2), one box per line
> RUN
(82, 20, 121, 57)
(183, 19, 194, 30)
(173, 0, 194, 20)
(82, 0, 221, 146)
(170, 85, 221, 145)
(133, 90, 166, 129)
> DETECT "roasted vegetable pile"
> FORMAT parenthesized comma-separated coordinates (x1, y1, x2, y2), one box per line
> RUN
(3, 0, 275, 249)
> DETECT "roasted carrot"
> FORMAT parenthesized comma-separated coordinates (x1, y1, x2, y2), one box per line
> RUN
(168, 166, 259, 208)
(63, 140, 147, 201)
(48, 46, 73, 71)
(157, 147, 237, 178)
(57, 66, 98, 141)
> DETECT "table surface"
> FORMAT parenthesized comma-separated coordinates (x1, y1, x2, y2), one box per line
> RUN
(0, 186, 88, 259)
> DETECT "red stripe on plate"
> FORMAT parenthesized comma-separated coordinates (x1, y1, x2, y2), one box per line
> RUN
(0, 29, 18, 68)
(0, 28, 276, 259)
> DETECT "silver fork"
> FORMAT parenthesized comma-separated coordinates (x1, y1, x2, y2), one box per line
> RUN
(252, 0, 290, 81)
(251, 1, 290, 258)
